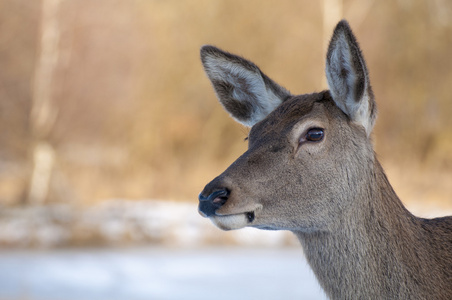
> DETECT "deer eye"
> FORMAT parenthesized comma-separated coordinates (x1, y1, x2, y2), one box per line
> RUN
(305, 128, 324, 142)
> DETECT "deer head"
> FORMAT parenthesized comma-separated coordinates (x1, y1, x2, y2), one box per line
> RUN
(198, 20, 377, 233)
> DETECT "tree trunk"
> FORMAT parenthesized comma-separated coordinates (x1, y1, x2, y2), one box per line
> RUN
(27, 0, 61, 204)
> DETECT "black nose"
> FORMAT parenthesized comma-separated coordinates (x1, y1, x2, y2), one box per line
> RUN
(198, 189, 229, 217)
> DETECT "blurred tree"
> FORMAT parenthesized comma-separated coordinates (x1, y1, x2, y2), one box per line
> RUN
(0, 0, 450, 205)
(0, 0, 39, 203)
(27, 0, 60, 204)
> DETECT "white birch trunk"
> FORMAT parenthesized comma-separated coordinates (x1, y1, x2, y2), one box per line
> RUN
(28, 0, 61, 204)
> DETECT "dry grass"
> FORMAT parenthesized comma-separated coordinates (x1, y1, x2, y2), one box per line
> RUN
(0, 0, 450, 207)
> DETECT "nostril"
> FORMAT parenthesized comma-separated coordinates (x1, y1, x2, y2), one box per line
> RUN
(212, 196, 226, 204)
(212, 195, 229, 207)
(199, 189, 230, 203)
(198, 188, 230, 218)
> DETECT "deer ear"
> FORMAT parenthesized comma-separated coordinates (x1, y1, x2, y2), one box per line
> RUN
(200, 45, 291, 127)
(325, 20, 377, 136)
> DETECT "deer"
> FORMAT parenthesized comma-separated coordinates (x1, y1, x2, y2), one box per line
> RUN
(197, 20, 452, 299)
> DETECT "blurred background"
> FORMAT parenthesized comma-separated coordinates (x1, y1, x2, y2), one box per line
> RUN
(0, 0, 451, 299)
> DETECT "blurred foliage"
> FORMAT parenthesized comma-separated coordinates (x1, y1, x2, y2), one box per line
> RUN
(0, 0, 451, 205)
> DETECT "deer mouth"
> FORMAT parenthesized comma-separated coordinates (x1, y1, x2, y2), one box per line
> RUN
(209, 210, 256, 231)
(245, 211, 255, 222)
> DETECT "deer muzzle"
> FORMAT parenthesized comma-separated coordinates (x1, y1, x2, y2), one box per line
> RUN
(198, 188, 230, 217)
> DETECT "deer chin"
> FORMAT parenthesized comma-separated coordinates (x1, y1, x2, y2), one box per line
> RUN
(209, 209, 259, 231)
(209, 214, 249, 230)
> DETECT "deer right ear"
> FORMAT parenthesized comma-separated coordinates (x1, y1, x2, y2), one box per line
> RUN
(325, 20, 377, 136)
(200, 45, 291, 127)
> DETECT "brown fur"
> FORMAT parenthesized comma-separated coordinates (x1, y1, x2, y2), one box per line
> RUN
(198, 20, 452, 299)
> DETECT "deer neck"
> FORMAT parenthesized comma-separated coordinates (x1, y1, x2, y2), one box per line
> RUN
(293, 159, 431, 299)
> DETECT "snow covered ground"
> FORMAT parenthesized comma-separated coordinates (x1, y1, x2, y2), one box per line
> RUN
(0, 200, 327, 299)
(1, 199, 450, 248)
(0, 247, 327, 300)
(2, 199, 448, 299)
(0, 200, 299, 248)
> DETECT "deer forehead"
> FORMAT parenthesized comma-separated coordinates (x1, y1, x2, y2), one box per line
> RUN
(248, 93, 341, 146)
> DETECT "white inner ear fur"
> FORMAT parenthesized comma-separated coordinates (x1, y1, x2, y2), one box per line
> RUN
(353, 91, 372, 135)
(326, 33, 356, 114)
(204, 57, 284, 127)
(326, 32, 373, 136)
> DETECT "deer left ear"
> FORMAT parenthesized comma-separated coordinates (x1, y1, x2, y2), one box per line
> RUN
(325, 20, 377, 136)
(200, 45, 291, 127)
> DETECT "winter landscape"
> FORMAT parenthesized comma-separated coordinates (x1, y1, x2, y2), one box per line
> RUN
(1, 1, 451, 300)
(0, 200, 327, 300)
(0, 199, 450, 300)
(0, 247, 326, 300)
